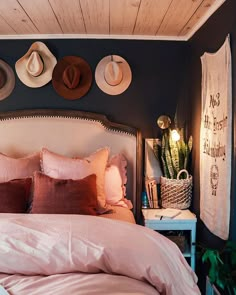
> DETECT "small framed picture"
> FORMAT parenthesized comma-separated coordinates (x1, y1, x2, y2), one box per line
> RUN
(144, 138, 162, 183)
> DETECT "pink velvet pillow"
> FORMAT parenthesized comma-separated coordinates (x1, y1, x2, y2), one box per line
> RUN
(105, 154, 132, 209)
(40, 147, 111, 213)
(0, 152, 40, 183)
(30, 172, 97, 215)
(0, 178, 32, 213)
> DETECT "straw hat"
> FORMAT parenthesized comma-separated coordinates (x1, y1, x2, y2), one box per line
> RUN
(0, 60, 15, 100)
(15, 41, 57, 88)
(52, 56, 92, 100)
(95, 55, 132, 95)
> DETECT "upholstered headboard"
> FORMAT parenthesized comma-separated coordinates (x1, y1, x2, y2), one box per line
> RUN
(0, 109, 142, 221)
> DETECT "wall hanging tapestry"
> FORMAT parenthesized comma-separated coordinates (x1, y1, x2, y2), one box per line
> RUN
(200, 36, 232, 240)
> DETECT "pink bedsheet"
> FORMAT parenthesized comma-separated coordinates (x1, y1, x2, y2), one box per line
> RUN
(0, 214, 200, 295)
(0, 273, 159, 295)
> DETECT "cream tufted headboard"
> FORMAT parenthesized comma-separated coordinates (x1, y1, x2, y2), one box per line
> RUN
(0, 109, 142, 221)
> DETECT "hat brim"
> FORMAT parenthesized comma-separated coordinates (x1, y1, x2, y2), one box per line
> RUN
(52, 56, 92, 100)
(95, 55, 132, 95)
(0, 60, 15, 100)
(15, 41, 57, 88)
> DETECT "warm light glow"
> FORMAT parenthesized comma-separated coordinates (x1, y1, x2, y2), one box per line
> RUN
(171, 129, 180, 141)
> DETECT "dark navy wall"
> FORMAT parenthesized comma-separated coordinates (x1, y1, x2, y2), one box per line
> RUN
(0, 39, 190, 139)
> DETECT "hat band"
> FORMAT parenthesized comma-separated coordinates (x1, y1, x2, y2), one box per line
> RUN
(104, 70, 123, 86)
(104, 74, 122, 86)
(103, 60, 123, 86)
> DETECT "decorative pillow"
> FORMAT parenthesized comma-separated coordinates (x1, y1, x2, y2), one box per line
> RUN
(30, 172, 97, 215)
(40, 147, 111, 213)
(105, 154, 132, 209)
(0, 152, 40, 183)
(0, 178, 32, 213)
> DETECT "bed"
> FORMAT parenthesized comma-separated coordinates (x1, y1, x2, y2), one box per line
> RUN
(0, 109, 200, 295)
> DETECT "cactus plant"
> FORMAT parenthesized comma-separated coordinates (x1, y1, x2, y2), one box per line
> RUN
(153, 128, 192, 179)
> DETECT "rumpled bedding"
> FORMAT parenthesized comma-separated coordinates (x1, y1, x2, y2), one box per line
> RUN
(0, 214, 200, 295)
(0, 273, 159, 295)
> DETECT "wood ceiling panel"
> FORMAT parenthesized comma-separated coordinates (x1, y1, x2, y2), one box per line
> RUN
(18, 0, 62, 34)
(80, 0, 109, 34)
(0, 16, 16, 34)
(0, 0, 38, 34)
(0, 0, 225, 40)
(110, 0, 140, 35)
(179, 0, 218, 36)
(134, 0, 172, 35)
(157, 0, 203, 36)
(49, 0, 85, 34)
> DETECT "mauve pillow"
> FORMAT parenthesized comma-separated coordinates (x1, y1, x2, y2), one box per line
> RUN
(40, 147, 111, 214)
(0, 152, 40, 183)
(30, 172, 97, 215)
(0, 178, 32, 213)
(105, 154, 132, 209)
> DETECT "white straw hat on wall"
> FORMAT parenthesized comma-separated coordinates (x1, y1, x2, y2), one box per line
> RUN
(95, 55, 132, 95)
(15, 41, 57, 88)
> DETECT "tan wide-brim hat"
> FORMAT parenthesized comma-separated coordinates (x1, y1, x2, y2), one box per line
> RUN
(52, 56, 92, 100)
(15, 41, 57, 88)
(95, 55, 132, 95)
(0, 60, 15, 100)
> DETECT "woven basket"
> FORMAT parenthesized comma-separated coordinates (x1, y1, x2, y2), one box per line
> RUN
(160, 169, 192, 209)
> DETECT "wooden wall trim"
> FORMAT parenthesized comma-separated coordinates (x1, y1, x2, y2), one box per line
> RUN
(0, 33, 188, 41)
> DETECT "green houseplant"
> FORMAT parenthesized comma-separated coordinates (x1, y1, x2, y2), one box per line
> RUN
(200, 241, 236, 295)
(153, 125, 193, 209)
(153, 127, 193, 180)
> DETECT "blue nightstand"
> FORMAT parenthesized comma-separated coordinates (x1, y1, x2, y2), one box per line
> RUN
(142, 209, 197, 271)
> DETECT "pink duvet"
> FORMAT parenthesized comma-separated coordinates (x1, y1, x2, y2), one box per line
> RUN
(0, 214, 200, 294)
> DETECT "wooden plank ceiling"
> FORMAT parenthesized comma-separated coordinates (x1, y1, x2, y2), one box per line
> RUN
(0, 0, 225, 40)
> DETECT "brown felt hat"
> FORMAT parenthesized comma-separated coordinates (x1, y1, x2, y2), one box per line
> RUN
(0, 60, 15, 100)
(15, 41, 57, 88)
(95, 55, 132, 95)
(52, 56, 92, 100)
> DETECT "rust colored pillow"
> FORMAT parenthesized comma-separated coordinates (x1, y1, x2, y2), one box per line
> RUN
(30, 172, 97, 215)
(40, 147, 111, 214)
(0, 178, 32, 213)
